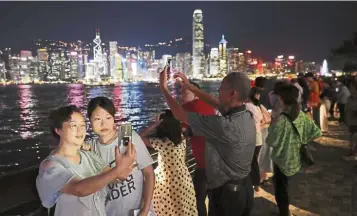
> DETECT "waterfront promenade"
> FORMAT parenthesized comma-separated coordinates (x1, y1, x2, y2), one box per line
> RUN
(252, 120, 355, 216)
(0, 120, 355, 216)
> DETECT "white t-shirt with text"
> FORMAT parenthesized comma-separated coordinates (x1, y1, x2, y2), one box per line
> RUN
(90, 131, 154, 216)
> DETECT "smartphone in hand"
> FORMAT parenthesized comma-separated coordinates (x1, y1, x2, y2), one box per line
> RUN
(120, 123, 132, 154)
(166, 58, 172, 80)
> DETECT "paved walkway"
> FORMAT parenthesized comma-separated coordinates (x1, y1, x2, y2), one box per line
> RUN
(252, 121, 355, 216)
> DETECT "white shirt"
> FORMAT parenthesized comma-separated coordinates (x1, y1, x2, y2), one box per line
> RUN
(245, 102, 263, 146)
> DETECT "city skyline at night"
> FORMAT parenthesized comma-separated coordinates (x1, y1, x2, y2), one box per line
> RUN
(1, 2, 357, 61)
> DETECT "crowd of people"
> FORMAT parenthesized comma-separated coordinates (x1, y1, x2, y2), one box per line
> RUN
(35, 68, 357, 216)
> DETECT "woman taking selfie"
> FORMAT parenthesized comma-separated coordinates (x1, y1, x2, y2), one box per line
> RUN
(36, 105, 136, 216)
(87, 97, 155, 216)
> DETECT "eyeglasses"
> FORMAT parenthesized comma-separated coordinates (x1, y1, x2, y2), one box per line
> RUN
(66, 122, 88, 131)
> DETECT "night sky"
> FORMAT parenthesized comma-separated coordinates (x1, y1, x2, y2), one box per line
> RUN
(0, 1, 357, 62)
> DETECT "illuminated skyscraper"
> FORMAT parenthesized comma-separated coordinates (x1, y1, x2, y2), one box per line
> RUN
(69, 51, 79, 79)
(109, 42, 123, 81)
(37, 48, 49, 80)
(19, 50, 35, 82)
(192, 9, 205, 78)
(227, 48, 240, 73)
(219, 35, 228, 75)
(209, 48, 219, 75)
(0, 60, 6, 80)
(92, 29, 107, 78)
(184, 53, 192, 77)
(78, 54, 84, 79)
(176, 53, 185, 72)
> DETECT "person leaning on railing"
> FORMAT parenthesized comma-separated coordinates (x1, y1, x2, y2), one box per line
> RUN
(36, 105, 137, 216)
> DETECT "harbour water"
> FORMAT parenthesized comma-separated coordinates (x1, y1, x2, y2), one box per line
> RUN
(0, 81, 222, 176)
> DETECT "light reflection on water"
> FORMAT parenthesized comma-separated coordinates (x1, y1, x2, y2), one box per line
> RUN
(0, 82, 221, 175)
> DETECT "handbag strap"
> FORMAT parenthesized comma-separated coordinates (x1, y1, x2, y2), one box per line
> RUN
(281, 113, 300, 138)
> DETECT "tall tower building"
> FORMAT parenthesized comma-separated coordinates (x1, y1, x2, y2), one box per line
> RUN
(219, 35, 228, 75)
(109, 41, 123, 81)
(92, 29, 106, 78)
(109, 41, 118, 79)
(192, 9, 205, 78)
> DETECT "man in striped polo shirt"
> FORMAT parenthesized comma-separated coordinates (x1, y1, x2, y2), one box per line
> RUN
(159, 68, 256, 216)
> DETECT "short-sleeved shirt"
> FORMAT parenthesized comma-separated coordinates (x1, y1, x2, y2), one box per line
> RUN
(187, 105, 256, 189)
(266, 111, 322, 176)
(90, 131, 154, 216)
(245, 102, 263, 146)
(182, 99, 216, 168)
(36, 150, 107, 216)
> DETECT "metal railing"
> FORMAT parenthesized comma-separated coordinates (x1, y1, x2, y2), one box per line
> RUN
(0, 147, 197, 216)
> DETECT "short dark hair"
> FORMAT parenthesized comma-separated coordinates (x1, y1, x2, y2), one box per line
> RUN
(273, 81, 287, 94)
(189, 81, 201, 89)
(156, 109, 182, 146)
(276, 84, 299, 106)
(255, 76, 266, 89)
(87, 97, 115, 119)
(49, 105, 81, 140)
(304, 72, 314, 78)
(223, 72, 251, 101)
(249, 87, 261, 106)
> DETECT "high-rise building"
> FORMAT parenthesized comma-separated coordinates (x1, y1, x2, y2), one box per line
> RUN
(114, 53, 123, 82)
(176, 53, 185, 72)
(238, 52, 245, 73)
(78, 54, 84, 79)
(274, 55, 285, 74)
(49, 52, 63, 80)
(91, 29, 107, 79)
(37, 48, 49, 62)
(19, 50, 35, 82)
(219, 35, 228, 75)
(37, 48, 49, 81)
(209, 48, 219, 75)
(109, 41, 118, 79)
(20, 50, 32, 59)
(184, 53, 193, 77)
(227, 48, 240, 73)
(244, 50, 254, 73)
(69, 51, 79, 79)
(0, 60, 6, 81)
(192, 9, 205, 78)
(287, 55, 296, 73)
(148, 60, 160, 80)
(9, 55, 20, 81)
(123, 53, 131, 81)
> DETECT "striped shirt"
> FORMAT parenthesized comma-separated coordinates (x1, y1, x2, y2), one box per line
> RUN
(187, 105, 256, 189)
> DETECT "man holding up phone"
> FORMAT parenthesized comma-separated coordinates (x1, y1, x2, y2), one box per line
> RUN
(180, 81, 216, 216)
(159, 67, 256, 216)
